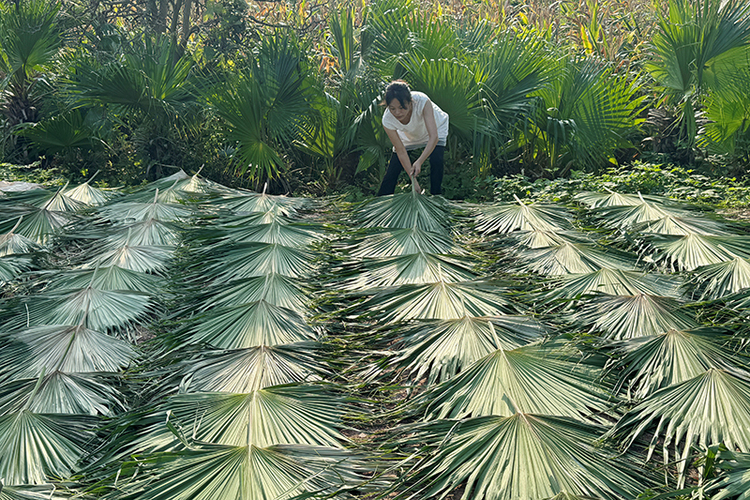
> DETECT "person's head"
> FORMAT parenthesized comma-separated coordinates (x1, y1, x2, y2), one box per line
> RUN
(384, 80, 412, 120)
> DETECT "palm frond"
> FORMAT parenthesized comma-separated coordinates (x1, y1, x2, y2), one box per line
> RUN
(575, 190, 669, 208)
(88, 244, 174, 274)
(0, 230, 40, 256)
(99, 219, 183, 247)
(64, 178, 112, 206)
(45, 266, 160, 293)
(593, 199, 693, 229)
(186, 301, 317, 349)
(607, 369, 750, 487)
(704, 448, 750, 500)
(98, 194, 192, 223)
(196, 274, 310, 314)
(505, 229, 578, 250)
(0, 256, 33, 283)
(475, 201, 573, 235)
(542, 268, 683, 301)
(0, 209, 76, 245)
(345, 227, 459, 258)
(341, 253, 476, 289)
(0, 410, 96, 485)
(418, 344, 612, 421)
(395, 414, 651, 500)
(688, 257, 750, 299)
(381, 316, 547, 385)
(571, 293, 697, 340)
(355, 281, 517, 322)
(647, 233, 750, 272)
(203, 243, 316, 280)
(181, 344, 327, 393)
(632, 214, 730, 236)
(0, 324, 135, 379)
(354, 191, 454, 233)
(516, 242, 638, 276)
(217, 191, 307, 217)
(607, 328, 744, 400)
(207, 220, 324, 247)
(0, 485, 69, 500)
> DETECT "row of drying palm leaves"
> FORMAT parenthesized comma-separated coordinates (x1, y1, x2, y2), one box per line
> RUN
(4, 171, 750, 499)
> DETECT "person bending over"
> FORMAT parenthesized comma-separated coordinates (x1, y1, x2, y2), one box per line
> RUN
(377, 80, 449, 196)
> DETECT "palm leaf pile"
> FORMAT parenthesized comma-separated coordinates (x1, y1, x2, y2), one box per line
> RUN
(3, 179, 750, 499)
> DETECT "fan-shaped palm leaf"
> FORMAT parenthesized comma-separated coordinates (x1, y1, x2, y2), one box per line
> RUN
(475, 200, 573, 235)
(186, 301, 317, 349)
(134, 385, 347, 452)
(0, 256, 32, 283)
(90, 244, 174, 274)
(204, 243, 316, 280)
(418, 344, 612, 421)
(64, 176, 111, 206)
(574, 190, 665, 208)
(505, 229, 578, 250)
(0, 324, 134, 380)
(380, 316, 547, 385)
(108, 444, 373, 500)
(99, 192, 192, 223)
(181, 344, 327, 394)
(209, 220, 324, 247)
(395, 414, 650, 500)
(0, 209, 76, 245)
(0, 410, 96, 485)
(196, 274, 310, 314)
(217, 191, 306, 217)
(607, 328, 743, 400)
(42, 187, 87, 213)
(341, 253, 476, 290)
(354, 191, 453, 233)
(688, 257, 750, 299)
(356, 281, 517, 322)
(543, 268, 682, 302)
(0, 371, 124, 415)
(632, 214, 729, 236)
(0, 485, 68, 500)
(45, 266, 160, 293)
(571, 293, 697, 340)
(346, 226, 457, 258)
(0, 230, 40, 256)
(99, 219, 182, 247)
(647, 233, 750, 272)
(594, 199, 693, 229)
(607, 368, 750, 487)
(517, 242, 638, 276)
(704, 448, 750, 500)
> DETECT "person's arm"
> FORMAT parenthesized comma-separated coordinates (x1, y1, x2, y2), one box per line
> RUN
(411, 100, 439, 177)
(384, 126, 422, 192)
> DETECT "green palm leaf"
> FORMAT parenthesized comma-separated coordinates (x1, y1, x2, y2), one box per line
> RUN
(0, 485, 68, 500)
(217, 191, 307, 217)
(356, 281, 517, 322)
(396, 414, 650, 500)
(109, 444, 373, 500)
(208, 219, 324, 247)
(40, 187, 87, 213)
(571, 293, 697, 340)
(0, 371, 124, 415)
(543, 268, 682, 301)
(607, 369, 750, 487)
(99, 192, 192, 223)
(418, 344, 612, 421)
(647, 233, 750, 272)
(186, 301, 317, 349)
(688, 257, 750, 299)
(0, 324, 134, 379)
(382, 316, 547, 385)
(0, 229, 40, 256)
(594, 199, 693, 229)
(45, 266, 160, 293)
(0, 410, 96, 485)
(607, 328, 743, 400)
(704, 448, 750, 500)
(196, 274, 310, 314)
(346, 226, 457, 258)
(99, 219, 182, 247)
(64, 176, 111, 206)
(632, 214, 729, 236)
(354, 191, 453, 233)
(134, 386, 347, 451)
(517, 242, 638, 276)
(205, 243, 316, 280)
(0, 209, 76, 245)
(505, 229, 576, 249)
(0, 256, 32, 283)
(91, 244, 174, 273)
(182, 344, 327, 393)
(475, 200, 573, 235)
(341, 253, 476, 289)
(574, 190, 665, 208)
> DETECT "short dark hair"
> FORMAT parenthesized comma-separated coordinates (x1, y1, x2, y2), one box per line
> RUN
(384, 80, 412, 108)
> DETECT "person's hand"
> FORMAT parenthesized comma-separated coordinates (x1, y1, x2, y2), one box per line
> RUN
(412, 160, 423, 177)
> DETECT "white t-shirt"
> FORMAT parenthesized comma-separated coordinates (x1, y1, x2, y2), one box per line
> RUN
(382, 91, 449, 150)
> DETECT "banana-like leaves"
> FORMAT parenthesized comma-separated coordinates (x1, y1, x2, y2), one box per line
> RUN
(607, 328, 743, 400)
(418, 344, 612, 421)
(608, 369, 750, 487)
(180, 344, 327, 394)
(571, 293, 697, 340)
(395, 414, 650, 500)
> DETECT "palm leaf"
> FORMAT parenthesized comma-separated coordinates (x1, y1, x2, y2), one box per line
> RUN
(207, 219, 324, 247)
(516, 242, 638, 276)
(196, 274, 310, 314)
(0, 230, 39, 256)
(0, 371, 124, 415)
(632, 214, 730, 236)
(607, 369, 750, 487)
(0, 256, 32, 283)
(378, 316, 547, 385)
(647, 233, 750, 271)
(346, 226, 457, 258)
(543, 268, 683, 301)
(688, 257, 750, 299)
(45, 266, 160, 293)
(0, 209, 76, 245)
(395, 414, 650, 500)
(571, 293, 697, 340)
(0, 485, 69, 500)
(181, 344, 327, 393)
(418, 344, 612, 421)
(575, 190, 669, 208)
(89, 244, 174, 273)
(593, 199, 693, 229)
(133, 385, 347, 451)
(0, 324, 135, 379)
(0, 410, 96, 485)
(108, 444, 374, 500)
(98, 219, 183, 247)
(64, 177, 112, 206)
(217, 191, 307, 217)
(607, 327, 744, 400)
(475, 200, 573, 235)
(186, 301, 317, 349)
(355, 281, 517, 322)
(204, 243, 316, 280)
(704, 448, 750, 500)
(505, 229, 578, 250)
(341, 253, 476, 289)
(354, 191, 453, 233)
(98, 192, 192, 223)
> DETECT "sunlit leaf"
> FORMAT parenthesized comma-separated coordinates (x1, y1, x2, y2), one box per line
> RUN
(647, 233, 750, 272)
(687, 257, 750, 299)
(355, 190, 454, 233)
(341, 252, 476, 289)
(475, 201, 573, 235)
(345, 226, 457, 258)
(516, 242, 638, 276)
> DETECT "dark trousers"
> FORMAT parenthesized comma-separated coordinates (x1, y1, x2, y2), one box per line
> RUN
(376, 145, 445, 196)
